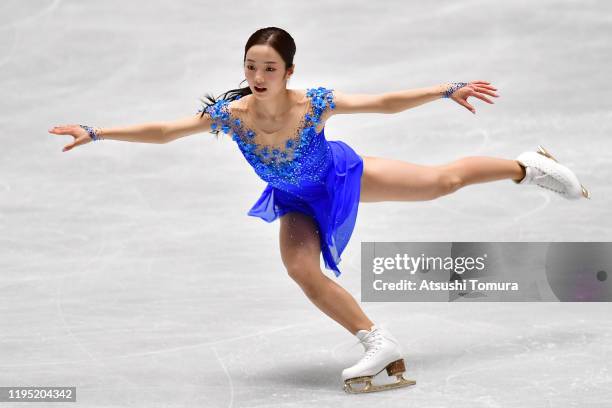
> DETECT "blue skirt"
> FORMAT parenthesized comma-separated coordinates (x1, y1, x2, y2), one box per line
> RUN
(246, 140, 364, 277)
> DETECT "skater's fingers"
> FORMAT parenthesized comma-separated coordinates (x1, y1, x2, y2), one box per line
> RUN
(49, 124, 90, 139)
(49, 128, 69, 135)
(456, 99, 476, 114)
(50, 124, 80, 132)
(49, 124, 91, 151)
(49, 125, 72, 134)
(471, 92, 495, 104)
(50, 124, 72, 131)
(469, 81, 499, 92)
(62, 136, 89, 152)
(50, 128, 78, 138)
(62, 139, 78, 152)
(473, 86, 499, 97)
(478, 84, 498, 91)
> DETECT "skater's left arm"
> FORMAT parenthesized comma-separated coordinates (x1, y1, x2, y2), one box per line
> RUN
(333, 81, 499, 116)
(381, 81, 499, 114)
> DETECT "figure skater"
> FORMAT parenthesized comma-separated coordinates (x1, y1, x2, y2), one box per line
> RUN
(49, 26, 590, 394)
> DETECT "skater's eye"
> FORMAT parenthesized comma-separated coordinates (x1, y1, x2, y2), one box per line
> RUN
(246, 65, 275, 72)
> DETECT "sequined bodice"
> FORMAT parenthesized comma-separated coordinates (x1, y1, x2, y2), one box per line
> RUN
(201, 87, 336, 194)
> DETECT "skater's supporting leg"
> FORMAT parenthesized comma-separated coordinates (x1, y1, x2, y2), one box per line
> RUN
(279, 212, 374, 335)
(360, 155, 525, 202)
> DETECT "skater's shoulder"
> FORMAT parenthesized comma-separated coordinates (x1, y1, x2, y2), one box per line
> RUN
(227, 96, 247, 112)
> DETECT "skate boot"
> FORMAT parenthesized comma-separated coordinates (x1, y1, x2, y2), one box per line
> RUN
(342, 325, 416, 394)
(514, 145, 591, 200)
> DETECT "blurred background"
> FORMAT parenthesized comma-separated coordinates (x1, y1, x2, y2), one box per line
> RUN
(1, 0, 611, 406)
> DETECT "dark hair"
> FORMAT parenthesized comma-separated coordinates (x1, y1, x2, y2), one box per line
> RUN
(198, 27, 296, 137)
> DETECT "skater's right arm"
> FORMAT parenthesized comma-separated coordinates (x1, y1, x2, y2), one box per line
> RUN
(49, 113, 213, 152)
(160, 113, 213, 143)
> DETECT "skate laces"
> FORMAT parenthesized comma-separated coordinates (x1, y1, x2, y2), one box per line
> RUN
(519, 152, 575, 196)
(531, 168, 567, 195)
(351, 329, 385, 360)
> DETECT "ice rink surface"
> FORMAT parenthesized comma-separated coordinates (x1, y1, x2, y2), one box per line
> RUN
(1, 0, 611, 406)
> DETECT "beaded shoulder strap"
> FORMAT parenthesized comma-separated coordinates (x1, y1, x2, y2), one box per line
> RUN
(305, 86, 335, 133)
(198, 98, 233, 135)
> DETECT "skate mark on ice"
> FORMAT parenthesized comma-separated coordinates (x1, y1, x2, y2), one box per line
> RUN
(430, 200, 489, 220)
(512, 192, 551, 240)
(212, 346, 234, 408)
(53, 260, 121, 380)
(0, 322, 314, 367)
(512, 192, 551, 223)
(0, 0, 63, 29)
(466, 127, 491, 155)
(0, 27, 18, 69)
(2, 301, 396, 368)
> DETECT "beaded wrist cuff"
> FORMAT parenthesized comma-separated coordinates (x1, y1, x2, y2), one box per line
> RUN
(443, 82, 468, 98)
(79, 125, 103, 141)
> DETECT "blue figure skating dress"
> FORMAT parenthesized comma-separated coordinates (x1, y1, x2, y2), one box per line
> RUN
(201, 87, 363, 277)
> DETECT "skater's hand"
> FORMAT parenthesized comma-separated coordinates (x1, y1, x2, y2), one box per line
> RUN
(450, 81, 499, 114)
(48, 124, 92, 152)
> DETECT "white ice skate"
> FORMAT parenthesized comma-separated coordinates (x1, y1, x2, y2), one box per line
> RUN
(514, 145, 590, 200)
(342, 325, 416, 394)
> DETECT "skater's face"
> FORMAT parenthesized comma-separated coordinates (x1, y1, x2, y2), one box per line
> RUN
(244, 44, 293, 98)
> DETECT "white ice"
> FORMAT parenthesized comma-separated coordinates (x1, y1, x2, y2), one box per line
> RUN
(1, 0, 611, 407)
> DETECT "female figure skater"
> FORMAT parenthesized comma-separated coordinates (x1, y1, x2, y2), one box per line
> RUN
(49, 27, 590, 393)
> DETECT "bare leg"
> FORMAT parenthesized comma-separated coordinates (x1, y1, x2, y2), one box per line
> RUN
(440, 156, 526, 185)
(276, 157, 526, 333)
(279, 212, 373, 335)
(360, 155, 526, 202)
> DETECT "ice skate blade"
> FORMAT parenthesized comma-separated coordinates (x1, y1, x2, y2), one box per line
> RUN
(581, 185, 591, 199)
(536, 145, 558, 162)
(344, 360, 415, 394)
(536, 145, 591, 199)
(344, 374, 416, 394)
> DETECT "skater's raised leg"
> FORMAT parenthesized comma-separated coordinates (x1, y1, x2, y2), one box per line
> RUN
(360, 155, 525, 202)
(360, 147, 589, 202)
(278, 211, 374, 335)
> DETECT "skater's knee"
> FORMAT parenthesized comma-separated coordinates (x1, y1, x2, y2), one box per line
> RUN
(286, 264, 317, 285)
(286, 265, 325, 298)
(283, 255, 317, 278)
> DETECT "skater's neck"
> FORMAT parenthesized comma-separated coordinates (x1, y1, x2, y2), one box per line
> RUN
(249, 89, 294, 120)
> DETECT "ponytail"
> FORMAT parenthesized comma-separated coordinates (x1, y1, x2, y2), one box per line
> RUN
(198, 79, 253, 138)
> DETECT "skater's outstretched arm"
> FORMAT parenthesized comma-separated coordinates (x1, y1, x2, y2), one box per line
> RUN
(49, 113, 213, 152)
(333, 81, 498, 116)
